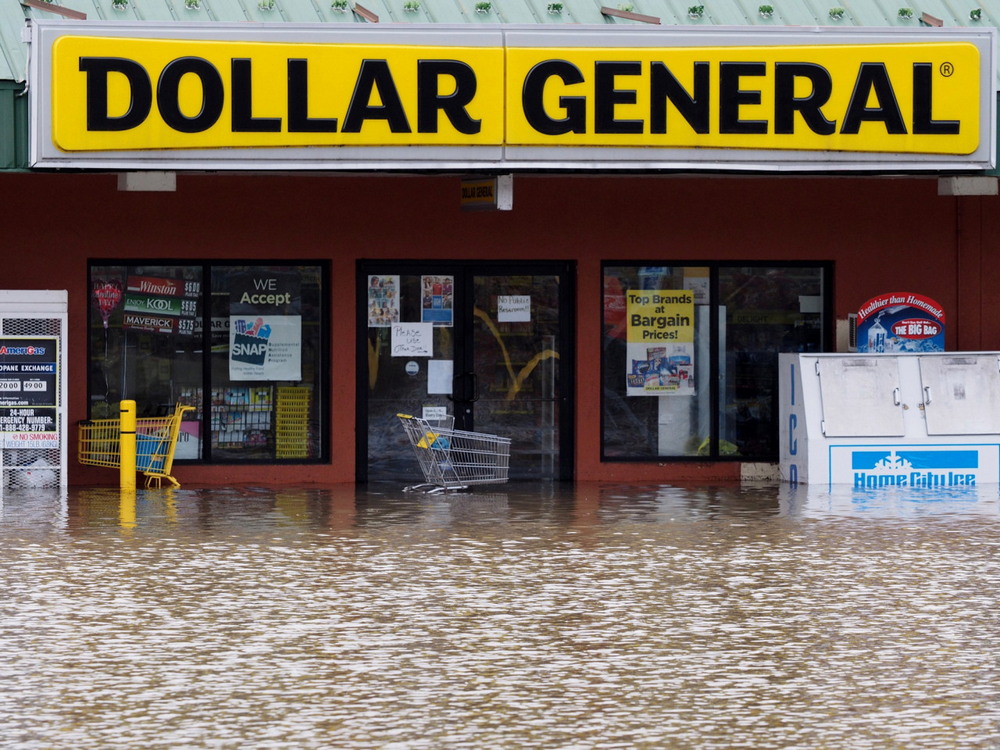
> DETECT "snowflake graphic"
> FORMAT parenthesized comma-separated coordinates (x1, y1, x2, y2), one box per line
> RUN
(870, 451, 913, 473)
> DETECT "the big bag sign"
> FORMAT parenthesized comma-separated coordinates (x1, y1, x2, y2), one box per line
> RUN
(28, 22, 996, 171)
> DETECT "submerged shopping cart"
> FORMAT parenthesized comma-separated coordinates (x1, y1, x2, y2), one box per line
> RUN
(396, 413, 511, 493)
(78, 403, 195, 488)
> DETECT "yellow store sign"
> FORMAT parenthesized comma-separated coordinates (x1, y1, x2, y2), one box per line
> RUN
(30, 22, 996, 170)
(505, 43, 981, 154)
(51, 37, 505, 150)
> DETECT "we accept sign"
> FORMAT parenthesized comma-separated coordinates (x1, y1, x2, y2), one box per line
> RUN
(229, 272, 301, 381)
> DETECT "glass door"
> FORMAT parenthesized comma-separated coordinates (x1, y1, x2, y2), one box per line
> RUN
(358, 261, 574, 483)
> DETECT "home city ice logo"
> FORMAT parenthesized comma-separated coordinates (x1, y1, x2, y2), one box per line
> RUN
(231, 317, 272, 367)
(852, 449, 980, 488)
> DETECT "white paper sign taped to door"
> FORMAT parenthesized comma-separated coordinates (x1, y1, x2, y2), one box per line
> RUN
(392, 322, 433, 357)
(498, 295, 531, 322)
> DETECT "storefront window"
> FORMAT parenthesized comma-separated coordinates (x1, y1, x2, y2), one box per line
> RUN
(602, 262, 828, 461)
(719, 266, 825, 458)
(89, 262, 328, 463)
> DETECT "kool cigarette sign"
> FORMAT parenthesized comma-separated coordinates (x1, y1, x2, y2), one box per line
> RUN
(29, 23, 996, 171)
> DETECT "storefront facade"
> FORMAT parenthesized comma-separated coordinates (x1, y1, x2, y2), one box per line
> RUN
(2, 14, 1000, 486)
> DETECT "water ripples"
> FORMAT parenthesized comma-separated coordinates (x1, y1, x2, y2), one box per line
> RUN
(1, 483, 998, 749)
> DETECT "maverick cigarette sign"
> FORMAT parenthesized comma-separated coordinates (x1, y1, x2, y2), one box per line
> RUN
(29, 23, 996, 171)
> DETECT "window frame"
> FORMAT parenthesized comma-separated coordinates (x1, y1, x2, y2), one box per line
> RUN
(600, 259, 833, 463)
(87, 258, 331, 466)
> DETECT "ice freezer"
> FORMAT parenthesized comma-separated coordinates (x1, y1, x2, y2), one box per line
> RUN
(779, 352, 1000, 489)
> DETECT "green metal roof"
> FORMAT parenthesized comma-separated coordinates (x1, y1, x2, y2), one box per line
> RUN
(2, 0, 998, 81)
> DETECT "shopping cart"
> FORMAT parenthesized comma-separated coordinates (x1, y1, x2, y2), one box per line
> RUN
(78, 403, 195, 488)
(396, 413, 511, 493)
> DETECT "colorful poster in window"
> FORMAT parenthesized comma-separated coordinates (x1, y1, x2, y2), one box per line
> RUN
(229, 315, 302, 380)
(122, 274, 199, 335)
(91, 280, 123, 329)
(856, 292, 945, 353)
(126, 275, 200, 299)
(229, 271, 302, 381)
(421, 275, 453, 326)
(368, 275, 400, 327)
(625, 289, 695, 396)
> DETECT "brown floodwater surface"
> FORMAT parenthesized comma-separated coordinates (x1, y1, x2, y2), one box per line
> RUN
(1, 482, 997, 749)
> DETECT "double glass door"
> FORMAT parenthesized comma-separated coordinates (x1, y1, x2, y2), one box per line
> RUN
(359, 261, 574, 482)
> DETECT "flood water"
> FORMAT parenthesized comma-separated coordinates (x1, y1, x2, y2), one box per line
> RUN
(1, 481, 998, 749)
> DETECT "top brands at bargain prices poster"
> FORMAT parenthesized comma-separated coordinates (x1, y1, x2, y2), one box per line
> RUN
(625, 289, 695, 397)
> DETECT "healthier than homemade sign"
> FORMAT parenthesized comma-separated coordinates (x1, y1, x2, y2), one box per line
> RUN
(29, 23, 996, 170)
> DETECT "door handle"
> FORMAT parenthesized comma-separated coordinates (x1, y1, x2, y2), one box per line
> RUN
(923, 385, 932, 405)
(446, 372, 479, 402)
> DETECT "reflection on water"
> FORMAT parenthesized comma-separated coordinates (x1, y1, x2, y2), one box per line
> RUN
(1, 482, 998, 749)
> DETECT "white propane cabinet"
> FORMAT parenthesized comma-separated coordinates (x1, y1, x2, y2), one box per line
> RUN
(0, 291, 68, 491)
(780, 352, 1000, 490)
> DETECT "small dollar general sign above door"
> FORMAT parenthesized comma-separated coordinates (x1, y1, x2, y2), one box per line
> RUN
(29, 22, 996, 171)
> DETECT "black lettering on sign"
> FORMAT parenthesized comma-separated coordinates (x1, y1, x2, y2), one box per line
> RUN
(649, 61, 710, 134)
(287, 59, 339, 133)
(912, 62, 959, 134)
(774, 62, 836, 135)
(841, 63, 907, 135)
(157, 57, 224, 133)
(521, 60, 586, 135)
(417, 60, 481, 134)
(719, 61, 768, 134)
(231, 58, 281, 132)
(80, 57, 152, 131)
(594, 61, 643, 134)
(342, 60, 411, 133)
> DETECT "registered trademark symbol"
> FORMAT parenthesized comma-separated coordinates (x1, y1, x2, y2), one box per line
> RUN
(940, 61, 954, 76)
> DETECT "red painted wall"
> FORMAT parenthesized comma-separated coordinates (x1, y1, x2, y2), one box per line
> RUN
(0, 171, 990, 485)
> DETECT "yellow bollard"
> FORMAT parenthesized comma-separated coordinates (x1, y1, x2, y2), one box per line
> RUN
(120, 399, 137, 492)
(119, 489, 137, 529)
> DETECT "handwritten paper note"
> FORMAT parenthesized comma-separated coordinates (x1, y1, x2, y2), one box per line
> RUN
(391, 322, 433, 357)
(423, 405, 449, 421)
(498, 295, 531, 322)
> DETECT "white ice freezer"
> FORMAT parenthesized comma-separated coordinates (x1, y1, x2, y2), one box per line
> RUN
(779, 352, 1000, 489)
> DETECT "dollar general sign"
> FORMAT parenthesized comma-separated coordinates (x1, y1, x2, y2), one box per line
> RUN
(31, 23, 996, 169)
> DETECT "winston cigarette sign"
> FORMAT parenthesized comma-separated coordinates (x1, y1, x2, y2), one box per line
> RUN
(29, 22, 997, 171)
